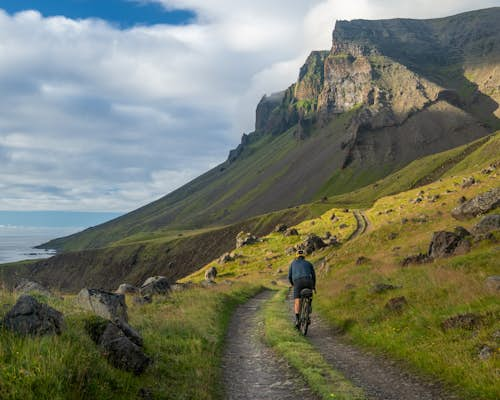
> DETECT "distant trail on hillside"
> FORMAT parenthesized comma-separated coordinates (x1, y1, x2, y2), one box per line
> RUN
(348, 210, 370, 241)
(222, 290, 319, 400)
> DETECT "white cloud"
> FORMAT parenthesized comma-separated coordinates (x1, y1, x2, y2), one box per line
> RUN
(0, 1, 496, 211)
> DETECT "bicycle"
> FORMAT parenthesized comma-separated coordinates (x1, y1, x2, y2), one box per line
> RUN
(298, 288, 313, 336)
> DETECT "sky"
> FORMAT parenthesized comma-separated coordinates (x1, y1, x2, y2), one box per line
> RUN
(0, 0, 498, 213)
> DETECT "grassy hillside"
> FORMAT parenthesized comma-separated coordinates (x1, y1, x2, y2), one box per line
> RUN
(0, 131, 498, 399)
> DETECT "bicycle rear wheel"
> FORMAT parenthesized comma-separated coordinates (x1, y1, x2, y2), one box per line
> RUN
(299, 297, 310, 336)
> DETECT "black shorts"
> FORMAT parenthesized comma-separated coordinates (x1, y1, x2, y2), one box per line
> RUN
(292, 277, 314, 299)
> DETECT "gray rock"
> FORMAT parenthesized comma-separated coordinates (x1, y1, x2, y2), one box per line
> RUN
(401, 253, 432, 266)
(140, 276, 170, 296)
(356, 256, 370, 265)
(442, 313, 483, 331)
(115, 283, 139, 295)
(218, 252, 234, 264)
(2, 295, 64, 336)
(274, 223, 288, 233)
(77, 288, 128, 322)
(284, 228, 299, 236)
(115, 319, 144, 347)
(385, 296, 407, 312)
(236, 231, 258, 247)
(14, 280, 52, 297)
(428, 231, 470, 258)
(478, 345, 493, 360)
(451, 187, 500, 220)
(484, 276, 500, 291)
(472, 214, 500, 235)
(296, 234, 327, 255)
(204, 266, 218, 282)
(372, 283, 398, 294)
(99, 322, 151, 375)
(461, 176, 476, 189)
(132, 295, 152, 305)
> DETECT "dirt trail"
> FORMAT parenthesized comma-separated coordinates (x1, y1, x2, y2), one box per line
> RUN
(305, 315, 461, 400)
(222, 290, 319, 400)
(348, 210, 370, 240)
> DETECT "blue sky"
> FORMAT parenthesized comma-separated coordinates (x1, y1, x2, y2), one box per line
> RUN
(0, 0, 194, 27)
(0, 0, 496, 214)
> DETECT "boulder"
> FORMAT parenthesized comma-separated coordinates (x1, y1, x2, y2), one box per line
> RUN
(442, 313, 483, 331)
(274, 223, 288, 233)
(401, 253, 432, 266)
(372, 283, 398, 294)
(296, 234, 327, 255)
(204, 266, 218, 282)
(218, 252, 234, 264)
(116, 284, 139, 295)
(451, 188, 500, 220)
(236, 231, 258, 248)
(339, 223, 348, 229)
(2, 295, 64, 336)
(99, 322, 151, 375)
(461, 176, 476, 189)
(478, 345, 493, 360)
(484, 276, 500, 291)
(428, 230, 470, 258)
(472, 214, 500, 235)
(356, 256, 369, 265)
(385, 296, 407, 312)
(140, 276, 170, 296)
(284, 228, 299, 236)
(14, 280, 52, 297)
(77, 288, 128, 322)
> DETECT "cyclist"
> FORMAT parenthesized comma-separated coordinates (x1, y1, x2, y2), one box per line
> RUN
(288, 249, 316, 328)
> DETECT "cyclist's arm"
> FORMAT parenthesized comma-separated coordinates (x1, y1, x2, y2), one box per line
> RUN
(288, 263, 293, 286)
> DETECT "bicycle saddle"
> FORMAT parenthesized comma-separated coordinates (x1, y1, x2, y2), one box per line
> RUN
(300, 288, 313, 297)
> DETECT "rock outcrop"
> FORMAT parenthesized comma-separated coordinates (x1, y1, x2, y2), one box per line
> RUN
(116, 284, 139, 295)
(2, 295, 64, 336)
(204, 266, 218, 282)
(472, 214, 500, 235)
(14, 280, 52, 297)
(140, 276, 170, 296)
(77, 288, 128, 322)
(236, 232, 258, 248)
(428, 228, 471, 258)
(451, 188, 500, 220)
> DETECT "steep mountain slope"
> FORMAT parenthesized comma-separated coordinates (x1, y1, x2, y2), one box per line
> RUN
(4, 132, 498, 291)
(43, 8, 499, 252)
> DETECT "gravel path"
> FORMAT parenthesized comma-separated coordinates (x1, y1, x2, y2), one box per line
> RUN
(222, 290, 319, 400)
(301, 305, 462, 400)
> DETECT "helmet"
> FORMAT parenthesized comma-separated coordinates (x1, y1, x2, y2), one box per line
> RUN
(296, 249, 305, 258)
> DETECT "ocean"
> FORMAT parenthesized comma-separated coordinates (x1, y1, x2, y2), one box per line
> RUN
(0, 225, 81, 264)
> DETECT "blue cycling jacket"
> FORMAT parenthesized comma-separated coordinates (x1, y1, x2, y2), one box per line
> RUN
(288, 258, 316, 287)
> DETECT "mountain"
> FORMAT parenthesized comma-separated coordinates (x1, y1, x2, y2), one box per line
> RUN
(10, 8, 496, 290)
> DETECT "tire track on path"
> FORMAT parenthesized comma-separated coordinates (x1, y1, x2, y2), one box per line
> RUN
(222, 290, 319, 400)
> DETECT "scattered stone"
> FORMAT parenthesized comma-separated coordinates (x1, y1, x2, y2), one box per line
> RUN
(236, 231, 258, 247)
(218, 252, 235, 264)
(284, 228, 299, 236)
(392, 246, 401, 252)
(330, 213, 337, 221)
(99, 322, 151, 374)
(339, 223, 348, 229)
(170, 283, 189, 292)
(461, 176, 476, 189)
(413, 197, 423, 204)
(276, 268, 284, 274)
(385, 296, 407, 312)
(270, 281, 277, 286)
(345, 284, 356, 290)
(372, 283, 399, 294)
(484, 276, 500, 291)
(411, 215, 428, 223)
(427, 195, 440, 203)
(115, 284, 139, 295)
(14, 280, 52, 297)
(77, 288, 128, 322)
(472, 214, 500, 235)
(385, 209, 394, 214)
(204, 266, 218, 282)
(296, 234, 327, 255)
(458, 196, 467, 204)
(401, 253, 432, 266)
(324, 236, 340, 246)
(388, 232, 398, 240)
(138, 388, 154, 400)
(201, 280, 217, 287)
(274, 223, 288, 233)
(2, 295, 64, 336)
(343, 208, 349, 213)
(478, 345, 494, 360)
(401, 218, 408, 224)
(451, 188, 500, 220)
(140, 276, 170, 296)
(324, 231, 332, 239)
(356, 256, 369, 265)
(132, 295, 152, 305)
(442, 313, 483, 331)
(428, 230, 471, 258)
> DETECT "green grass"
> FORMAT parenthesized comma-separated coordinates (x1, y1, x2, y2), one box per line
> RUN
(263, 289, 366, 400)
(0, 284, 260, 399)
